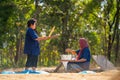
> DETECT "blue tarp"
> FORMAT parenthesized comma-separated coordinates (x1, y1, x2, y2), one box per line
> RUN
(1, 70, 96, 74)
(1, 70, 49, 74)
(79, 70, 96, 74)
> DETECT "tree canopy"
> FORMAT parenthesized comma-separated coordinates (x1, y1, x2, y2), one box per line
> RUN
(0, 0, 119, 68)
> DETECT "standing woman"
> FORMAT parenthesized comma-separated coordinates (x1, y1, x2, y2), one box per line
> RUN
(65, 38, 91, 72)
(23, 18, 57, 73)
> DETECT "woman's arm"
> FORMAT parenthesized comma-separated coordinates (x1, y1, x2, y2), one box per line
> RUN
(36, 35, 59, 41)
(67, 58, 87, 62)
(75, 58, 86, 62)
(65, 48, 76, 54)
(61, 58, 86, 62)
(35, 36, 50, 41)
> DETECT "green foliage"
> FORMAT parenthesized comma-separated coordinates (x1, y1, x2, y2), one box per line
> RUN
(0, 0, 119, 68)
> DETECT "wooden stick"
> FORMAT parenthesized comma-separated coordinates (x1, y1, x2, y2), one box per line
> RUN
(49, 26, 55, 37)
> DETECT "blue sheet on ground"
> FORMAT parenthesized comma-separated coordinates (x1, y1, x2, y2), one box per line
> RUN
(79, 70, 96, 74)
(1, 70, 49, 74)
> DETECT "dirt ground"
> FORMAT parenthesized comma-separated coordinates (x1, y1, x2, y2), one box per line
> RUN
(0, 67, 120, 80)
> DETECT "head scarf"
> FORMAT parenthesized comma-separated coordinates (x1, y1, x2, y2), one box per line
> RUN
(77, 38, 89, 60)
(79, 38, 88, 49)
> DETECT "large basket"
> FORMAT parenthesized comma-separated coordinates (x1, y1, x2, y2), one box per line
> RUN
(60, 54, 75, 71)
(60, 54, 75, 60)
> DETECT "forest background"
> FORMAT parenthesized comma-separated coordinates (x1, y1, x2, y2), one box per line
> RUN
(0, 0, 119, 69)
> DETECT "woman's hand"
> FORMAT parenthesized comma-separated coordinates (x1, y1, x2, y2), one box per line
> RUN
(65, 48, 76, 54)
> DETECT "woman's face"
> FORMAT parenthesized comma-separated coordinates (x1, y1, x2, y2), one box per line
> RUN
(30, 23, 36, 29)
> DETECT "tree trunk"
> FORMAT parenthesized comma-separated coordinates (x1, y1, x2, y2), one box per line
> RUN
(59, 0, 72, 54)
(33, 0, 40, 19)
(107, 28, 112, 60)
(115, 0, 120, 65)
(107, 0, 118, 60)
(61, 13, 69, 54)
(15, 38, 19, 64)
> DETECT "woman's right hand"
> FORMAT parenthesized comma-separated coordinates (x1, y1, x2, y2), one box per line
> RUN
(65, 48, 76, 55)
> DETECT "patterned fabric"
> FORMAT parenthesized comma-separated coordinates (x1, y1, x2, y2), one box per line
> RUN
(67, 62, 90, 71)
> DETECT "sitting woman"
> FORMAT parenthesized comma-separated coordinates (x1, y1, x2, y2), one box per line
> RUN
(65, 38, 91, 72)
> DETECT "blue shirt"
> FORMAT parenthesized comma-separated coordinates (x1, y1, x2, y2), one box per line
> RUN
(24, 28, 40, 55)
(76, 47, 91, 62)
